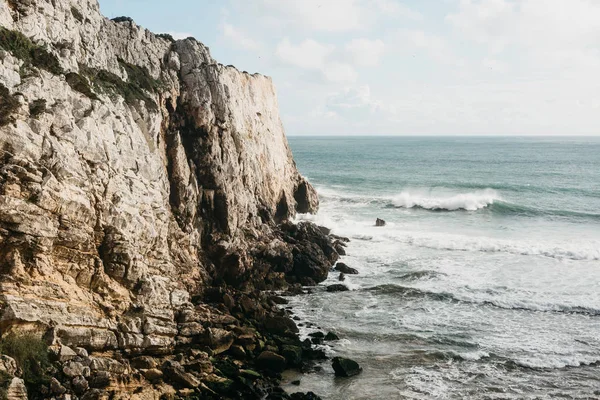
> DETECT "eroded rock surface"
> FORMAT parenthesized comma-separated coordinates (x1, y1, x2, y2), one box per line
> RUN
(0, 0, 335, 398)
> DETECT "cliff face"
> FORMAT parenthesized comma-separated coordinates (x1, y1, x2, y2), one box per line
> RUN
(0, 0, 322, 376)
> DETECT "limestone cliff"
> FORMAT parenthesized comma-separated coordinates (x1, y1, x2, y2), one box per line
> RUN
(0, 0, 332, 398)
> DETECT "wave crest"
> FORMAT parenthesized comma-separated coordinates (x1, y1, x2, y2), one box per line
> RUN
(390, 189, 499, 211)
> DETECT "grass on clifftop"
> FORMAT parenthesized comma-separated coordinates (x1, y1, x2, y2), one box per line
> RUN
(0, 334, 51, 397)
(0, 27, 63, 75)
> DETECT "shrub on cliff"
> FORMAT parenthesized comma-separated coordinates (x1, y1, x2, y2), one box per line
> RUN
(0, 84, 20, 127)
(0, 334, 51, 397)
(0, 27, 63, 75)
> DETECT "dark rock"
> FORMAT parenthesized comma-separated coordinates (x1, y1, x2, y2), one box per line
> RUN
(326, 284, 349, 292)
(143, 368, 163, 382)
(338, 273, 345, 281)
(318, 226, 331, 235)
(324, 332, 340, 341)
(228, 344, 247, 359)
(291, 380, 301, 386)
(50, 378, 67, 395)
(223, 293, 235, 309)
(334, 243, 346, 255)
(270, 295, 289, 305)
(72, 375, 89, 395)
(282, 345, 303, 366)
(375, 218, 386, 227)
(334, 262, 358, 274)
(332, 357, 362, 377)
(331, 234, 350, 243)
(256, 351, 287, 372)
(265, 316, 299, 337)
(89, 371, 111, 388)
(81, 389, 108, 400)
(291, 392, 323, 400)
(163, 361, 200, 388)
(213, 358, 239, 378)
(308, 332, 324, 339)
(130, 356, 157, 370)
(280, 221, 339, 283)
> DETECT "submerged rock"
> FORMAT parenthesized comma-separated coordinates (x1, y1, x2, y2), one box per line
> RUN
(332, 357, 362, 377)
(326, 284, 350, 292)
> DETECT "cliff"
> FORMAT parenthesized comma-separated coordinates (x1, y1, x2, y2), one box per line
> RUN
(0, 0, 335, 398)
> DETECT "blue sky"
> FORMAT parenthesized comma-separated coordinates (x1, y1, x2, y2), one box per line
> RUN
(99, 0, 600, 136)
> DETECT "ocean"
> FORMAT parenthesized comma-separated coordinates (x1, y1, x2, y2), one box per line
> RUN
(285, 136, 600, 399)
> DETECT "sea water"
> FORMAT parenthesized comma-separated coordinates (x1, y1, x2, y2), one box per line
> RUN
(286, 136, 600, 399)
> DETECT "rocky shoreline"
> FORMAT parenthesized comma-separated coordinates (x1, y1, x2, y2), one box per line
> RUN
(1, 221, 349, 399)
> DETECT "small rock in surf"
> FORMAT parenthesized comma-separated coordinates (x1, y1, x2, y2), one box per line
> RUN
(375, 218, 386, 227)
(332, 357, 362, 377)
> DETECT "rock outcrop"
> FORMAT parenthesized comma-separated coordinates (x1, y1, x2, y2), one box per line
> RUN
(0, 0, 333, 398)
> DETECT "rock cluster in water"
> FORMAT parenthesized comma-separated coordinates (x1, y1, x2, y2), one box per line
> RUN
(0, 0, 344, 398)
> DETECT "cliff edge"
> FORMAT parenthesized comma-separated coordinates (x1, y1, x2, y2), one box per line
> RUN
(0, 0, 335, 398)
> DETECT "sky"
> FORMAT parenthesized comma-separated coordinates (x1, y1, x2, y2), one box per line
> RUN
(99, 0, 600, 136)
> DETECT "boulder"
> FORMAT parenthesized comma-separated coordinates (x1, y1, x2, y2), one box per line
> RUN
(265, 316, 299, 337)
(281, 345, 303, 366)
(334, 262, 358, 275)
(58, 345, 78, 362)
(324, 332, 340, 341)
(290, 393, 323, 400)
(338, 273, 345, 281)
(143, 368, 164, 382)
(0, 355, 17, 376)
(50, 377, 67, 395)
(256, 351, 287, 372)
(326, 284, 349, 292)
(163, 362, 200, 389)
(375, 218, 386, 227)
(6, 378, 28, 400)
(332, 357, 362, 377)
(72, 376, 90, 395)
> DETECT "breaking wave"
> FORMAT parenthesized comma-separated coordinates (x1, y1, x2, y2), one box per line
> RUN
(390, 189, 499, 211)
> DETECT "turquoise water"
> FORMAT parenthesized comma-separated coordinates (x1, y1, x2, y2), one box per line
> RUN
(286, 137, 600, 399)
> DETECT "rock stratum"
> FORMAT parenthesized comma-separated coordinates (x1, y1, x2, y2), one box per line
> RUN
(0, 0, 338, 398)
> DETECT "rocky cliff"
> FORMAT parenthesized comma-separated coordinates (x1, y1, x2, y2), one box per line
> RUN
(0, 0, 335, 398)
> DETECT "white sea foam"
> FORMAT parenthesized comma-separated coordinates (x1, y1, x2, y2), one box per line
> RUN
(389, 231, 600, 261)
(391, 189, 500, 211)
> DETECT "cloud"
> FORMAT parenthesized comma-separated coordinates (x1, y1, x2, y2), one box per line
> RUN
(395, 30, 466, 67)
(345, 39, 386, 67)
(258, 0, 364, 32)
(322, 62, 359, 83)
(243, 0, 421, 33)
(220, 23, 261, 51)
(276, 38, 334, 70)
(165, 32, 194, 40)
(276, 38, 357, 83)
(323, 85, 393, 118)
(373, 0, 423, 20)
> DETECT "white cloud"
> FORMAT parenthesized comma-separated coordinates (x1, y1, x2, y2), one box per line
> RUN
(322, 62, 359, 83)
(374, 0, 423, 20)
(258, 0, 364, 32)
(345, 39, 386, 67)
(276, 38, 334, 70)
(221, 23, 261, 51)
(166, 32, 194, 40)
(395, 30, 466, 67)
(276, 38, 357, 83)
